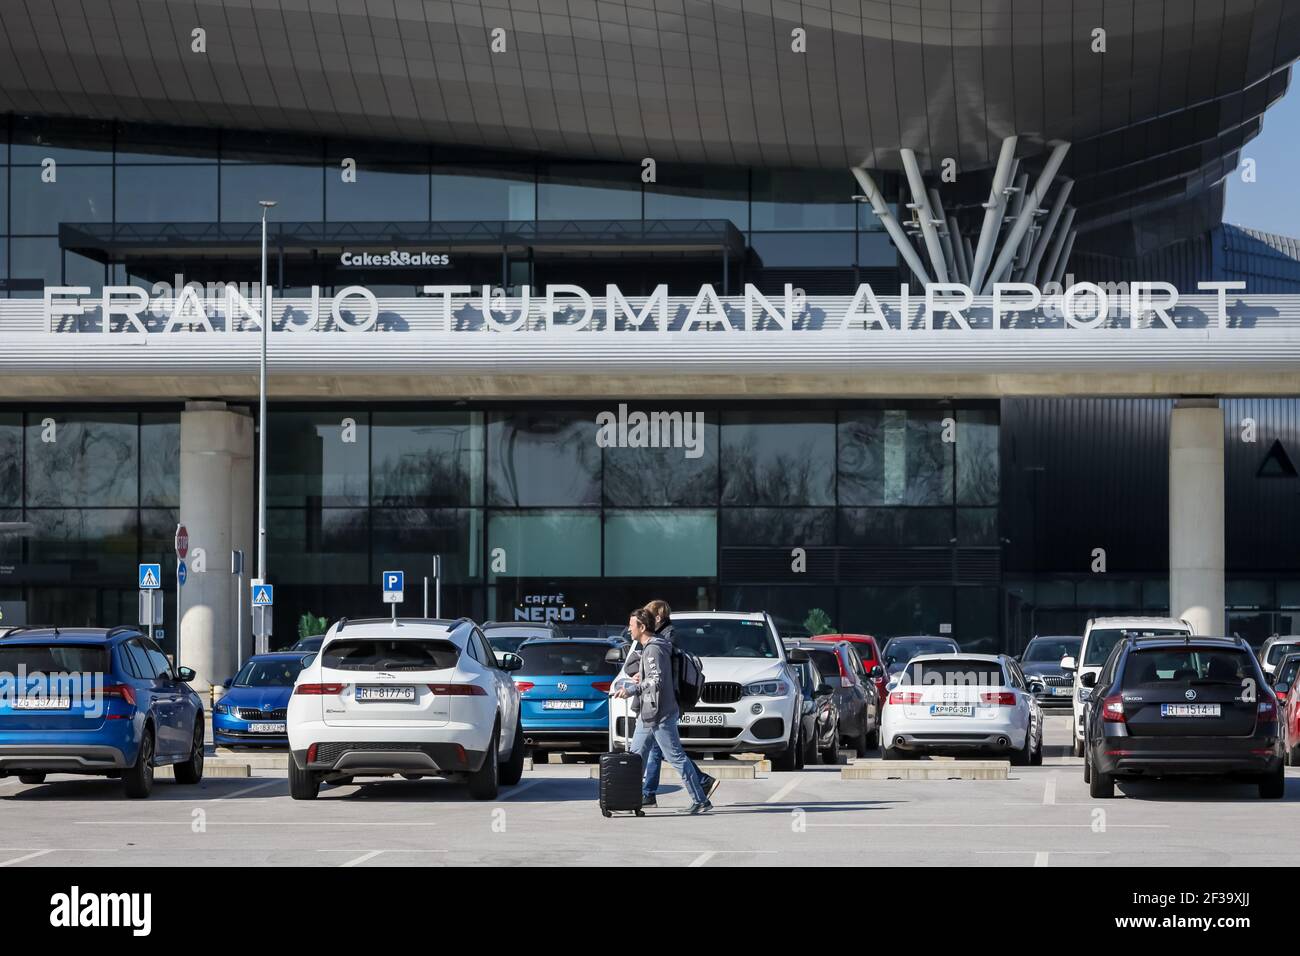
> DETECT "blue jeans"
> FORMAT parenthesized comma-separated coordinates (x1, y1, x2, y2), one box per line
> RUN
(630, 719, 708, 805)
(642, 737, 708, 797)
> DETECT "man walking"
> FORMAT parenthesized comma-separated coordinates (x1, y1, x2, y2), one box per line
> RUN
(614, 609, 712, 814)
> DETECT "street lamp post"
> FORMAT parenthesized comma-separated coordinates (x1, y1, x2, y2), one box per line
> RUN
(257, 200, 276, 654)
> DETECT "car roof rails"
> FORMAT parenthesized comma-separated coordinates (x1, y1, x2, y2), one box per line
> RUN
(0, 624, 60, 638)
(335, 616, 472, 634)
(105, 625, 140, 640)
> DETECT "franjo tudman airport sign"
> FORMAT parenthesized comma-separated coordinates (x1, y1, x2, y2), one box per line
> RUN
(38, 280, 1259, 334)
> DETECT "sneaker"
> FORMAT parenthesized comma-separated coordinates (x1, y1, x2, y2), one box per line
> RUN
(701, 773, 721, 802)
(641, 795, 657, 808)
(686, 801, 713, 815)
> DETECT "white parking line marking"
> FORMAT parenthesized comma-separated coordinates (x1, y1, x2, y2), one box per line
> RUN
(766, 777, 801, 804)
(1034, 851, 1049, 867)
(340, 850, 383, 868)
(75, 821, 441, 827)
(807, 823, 1168, 829)
(0, 849, 53, 867)
(204, 780, 283, 802)
(1042, 774, 1057, 805)
(689, 851, 716, 867)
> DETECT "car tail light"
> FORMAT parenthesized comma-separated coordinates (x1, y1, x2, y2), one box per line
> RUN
(307, 743, 318, 762)
(980, 692, 1017, 706)
(1102, 695, 1127, 723)
(102, 683, 137, 707)
(591, 681, 611, 693)
(889, 690, 923, 705)
(427, 684, 487, 696)
(295, 683, 344, 695)
(515, 681, 535, 694)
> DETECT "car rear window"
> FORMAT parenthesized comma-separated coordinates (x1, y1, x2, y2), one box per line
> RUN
(1023, 638, 1081, 663)
(1275, 655, 1300, 688)
(235, 658, 311, 687)
(485, 628, 553, 654)
(883, 638, 959, 666)
(517, 642, 619, 676)
(901, 659, 1006, 687)
(1266, 642, 1300, 668)
(1084, 628, 1188, 667)
(322, 639, 460, 671)
(0, 644, 109, 674)
(1121, 649, 1254, 689)
(805, 649, 842, 679)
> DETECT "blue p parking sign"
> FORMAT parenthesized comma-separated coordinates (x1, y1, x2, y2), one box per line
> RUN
(382, 570, 404, 604)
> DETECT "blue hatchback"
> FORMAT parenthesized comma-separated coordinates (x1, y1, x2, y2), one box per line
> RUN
(0, 626, 205, 798)
(214, 653, 313, 748)
(514, 637, 624, 757)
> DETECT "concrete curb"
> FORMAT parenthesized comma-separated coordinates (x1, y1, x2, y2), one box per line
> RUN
(841, 760, 1009, 781)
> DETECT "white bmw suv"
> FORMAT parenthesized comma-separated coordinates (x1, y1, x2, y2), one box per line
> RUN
(287, 617, 524, 800)
(608, 611, 805, 770)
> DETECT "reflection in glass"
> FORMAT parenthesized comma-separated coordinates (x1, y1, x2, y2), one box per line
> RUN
(220, 165, 324, 222)
(487, 413, 599, 507)
(268, 411, 369, 508)
(0, 415, 21, 506)
(604, 511, 716, 577)
(955, 588, 1000, 653)
(838, 508, 952, 547)
(956, 409, 999, 505)
(140, 413, 180, 508)
(115, 166, 218, 222)
(488, 511, 600, 579)
(751, 170, 856, 230)
(839, 409, 952, 506)
(371, 508, 482, 583)
(956, 508, 998, 544)
(371, 411, 483, 507)
(720, 585, 837, 639)
(602, 412, 717, 506)
(644, 166, 749, 228)
(432, 168, 534, 220)
(720, 508, 834, 546)
(25, 413, 139, 507)
(268, 508, 369, 585)
(327, 166, 430, 222)
(840, 585, 954, 638)
(10, 117, 114, 163)
(721, 411, 834, 506)
(10, 166, 112, 232)
(27, 509, 139, 579)
(538, 164, 641, 220)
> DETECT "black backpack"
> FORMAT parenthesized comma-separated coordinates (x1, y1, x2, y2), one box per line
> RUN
(672, 645, 706, 711)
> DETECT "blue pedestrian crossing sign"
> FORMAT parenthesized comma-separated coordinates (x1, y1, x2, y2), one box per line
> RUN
(251, 583, 274, 607)
(382, 570, 404, 604)
(138, 564, 161, 590)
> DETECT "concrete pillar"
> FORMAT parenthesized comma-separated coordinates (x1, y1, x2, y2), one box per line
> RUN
(179, 402, 254, 691)
(1169, 399, 1225, 636)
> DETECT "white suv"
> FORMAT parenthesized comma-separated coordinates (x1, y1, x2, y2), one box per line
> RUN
(287, 617, 524, 800)
(1064, 616, 1192, 757)
(608, 611, 805, 770)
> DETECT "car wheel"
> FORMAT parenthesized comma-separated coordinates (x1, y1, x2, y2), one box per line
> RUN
(820, 722, 839, 764)
(172, 719, 205, 784)
(1087, 753, 1115, 799)
(123, 727, 155, 799)
(1259, 763, 1286, 800)
(499, 718, 526, 786)
(288, 758, 321, 800)
(802, 726, 819, 765)
(17, 773, 45, 785)
(772, 726, 799, 771)
(863, 719, 879, 751)
(468, 724, 501, 800)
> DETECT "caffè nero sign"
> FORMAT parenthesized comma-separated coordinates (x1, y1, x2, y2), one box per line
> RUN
(42, 280, 1250, 335)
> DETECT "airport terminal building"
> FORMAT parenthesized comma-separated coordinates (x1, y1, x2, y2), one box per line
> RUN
(2, 0, 1300, 687)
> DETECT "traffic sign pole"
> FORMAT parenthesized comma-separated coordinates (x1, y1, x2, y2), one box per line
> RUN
(138, 564, 162, 644)
(175, 525, 188, 667)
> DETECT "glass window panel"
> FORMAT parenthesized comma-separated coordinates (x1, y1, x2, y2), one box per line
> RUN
(0, 414, 20, 506)
(602, 410, 717, 506)
(840, 585, 954, 639)
(220, 165, 323, 222)
(643, 166, 749, 229)
(268, 411, 369, 508)
(956, 507, 998, 545)
(857, 229, 897, 265)
(1036, 580, 1076, 606)
(487, 412, 600, 507)
(955, 588, 1001, 653)
(25, 412, 139, 507)
(721, 411, 834, 506)
(839, 409, 953, 506)
(220, 130, 324, 164)
(432, 167, 535, 220)
(956, 409, 999, 505)
(604, 510, 716, 577)
(1143, 578, 1170, 611)
(750, 232, 856, 267)
(10, 165, 112, 232)
(838, 508, 953, 546)
(26, 509, 139, 582)
(0, 168, 7, 236)
(140, 413, 180, 508)
(720, 585, 837, 639)
(141, 508, 180, 571)
(1278, 581, 1300, 610)
(537, 164, 641, 220)
(268, 508, 369, 586)
(327, 165, 430, 222)
(751, 170, 856, 230)
(487, 510, 600, 579)
(1075, 578, 1142, 609)
(115, 123, 220, 163)
(371, 411, 483, 507)
(1227, 579, 1273, 608)
(720, 508, 834, 546)
(116, 166, 218, 222)
(9, 239, 103, 299)
(11, 117, 114, 163)
(371, 508, 482, 584)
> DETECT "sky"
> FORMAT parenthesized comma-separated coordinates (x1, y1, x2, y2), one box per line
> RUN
(1223, 82, 1300, 235)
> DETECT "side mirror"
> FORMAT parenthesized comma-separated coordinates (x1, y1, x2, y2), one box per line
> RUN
(1079, 671, 1097, 688)
(1027, 678, 1045, 694)
(787, 648, 810, 664)
(604, 647, 625, 664)
(500, 653, 524, 673)
(815, 683, 834, 698)
(869, 664, 884, 679)
(222, 677, 233, 689)
(1060, 656, 1077, 672)
(175, 666, 196, 682)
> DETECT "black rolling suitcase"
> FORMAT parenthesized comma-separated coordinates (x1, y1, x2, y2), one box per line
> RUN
(600, 693, 643, 816)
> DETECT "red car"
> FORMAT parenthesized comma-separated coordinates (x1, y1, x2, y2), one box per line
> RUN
(811, 634, 887, 708)
(1274, 652, 1300, 764)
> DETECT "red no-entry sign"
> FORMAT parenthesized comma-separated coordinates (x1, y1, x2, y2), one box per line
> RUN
(175, 524, 189, 560)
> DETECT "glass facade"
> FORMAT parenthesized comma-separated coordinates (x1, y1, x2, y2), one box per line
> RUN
(0, 114, 896, 299)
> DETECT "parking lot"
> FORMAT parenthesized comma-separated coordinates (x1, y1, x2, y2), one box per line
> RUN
(1, 715, 1295, 868)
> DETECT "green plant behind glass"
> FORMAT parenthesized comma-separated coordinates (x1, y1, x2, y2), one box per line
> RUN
(298, 612, 328, 642)
(804, 608, 833, 636)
